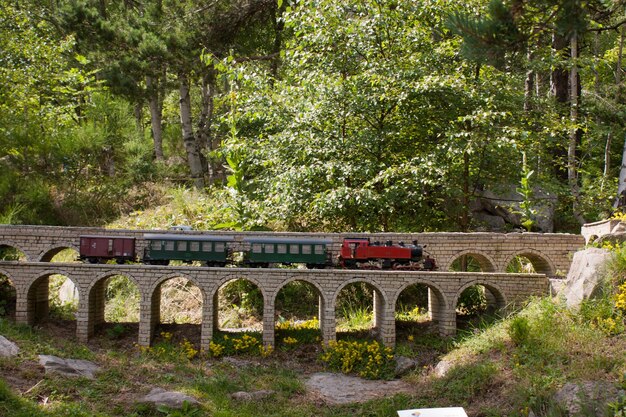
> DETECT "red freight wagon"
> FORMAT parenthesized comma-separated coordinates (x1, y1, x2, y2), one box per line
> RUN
(79, 235, 136, 264)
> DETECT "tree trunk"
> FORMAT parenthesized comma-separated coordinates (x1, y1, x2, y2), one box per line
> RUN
(198, 70, 224, 184)
(616, 135, 626, 208)
(550, 32, 569, 182)
(147, 73, 165, 161)
(179, 72, 205, 189)
(568, 33, 585, 225)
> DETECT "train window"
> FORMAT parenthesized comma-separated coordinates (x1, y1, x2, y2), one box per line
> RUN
(165, 241, 175, 251)
(151, 240, 162, 250)
(264, 244, 274, 254)
(202, 242, 212, 252)
(190, 241, 200, 252)
(252, 243, 262, 253)
(177, 241, 187, 251)
(290, 244, 299, 254)
(302, 245, 312, 254)
(215, 243, 225, 252)
(315, 245, 324, 254)
(277, 244, 287, 254)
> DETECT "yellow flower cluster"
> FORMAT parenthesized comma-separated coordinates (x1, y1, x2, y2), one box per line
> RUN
(320, 340, 394, 379)
(282, 336, 298, 345)
(232, 334, 260, 352)
(259, 344, 274, 357)
(615, 281, 626, 312)
(160, 331, 173, 342)
(275, 318, 320, 330)
(596, 316, 621, 335)
(209, 341, 225, 357)
(180, 338, 198, 360)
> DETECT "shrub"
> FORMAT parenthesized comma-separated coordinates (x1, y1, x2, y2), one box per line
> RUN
(508, 316, 531, 347)
(320, 340, 395, 379)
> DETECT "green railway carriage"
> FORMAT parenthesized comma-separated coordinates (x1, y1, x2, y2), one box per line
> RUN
(143, 234, 234, 266)
(243, 237, 331, 268)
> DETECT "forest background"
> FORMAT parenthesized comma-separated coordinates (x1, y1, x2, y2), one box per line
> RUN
(2, 0, 626, 233)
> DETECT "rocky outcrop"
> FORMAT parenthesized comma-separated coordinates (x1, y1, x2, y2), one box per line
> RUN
(553, 381, 624, 417)
(141, 388, 200, 409)
(0, 335, 19, 357)
(230, 390, 275, 402)
(38, 355, 99, 379)
(305, 372, 412, 405)
(558, 248, 612, 309)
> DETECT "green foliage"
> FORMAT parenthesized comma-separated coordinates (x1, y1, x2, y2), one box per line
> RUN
(320, 340, 396, 379)
(508, 316, 531, 347)
(456, 285, 488, 316)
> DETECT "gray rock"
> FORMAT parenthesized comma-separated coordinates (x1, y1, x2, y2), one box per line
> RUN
(305, 372, 411, 405)
(394, 356, 418, 376)
(38, 355, 99, 379)
(230, 390, 275, 402)
(434, 359, 453, 377)
(560, 248, 612, 309)
(142, 388, 200, 409)
(0, 335, 19, 357)
(553, 381, 624, 417)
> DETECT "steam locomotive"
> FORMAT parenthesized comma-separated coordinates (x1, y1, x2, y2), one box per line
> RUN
(79, 234, 436, 270)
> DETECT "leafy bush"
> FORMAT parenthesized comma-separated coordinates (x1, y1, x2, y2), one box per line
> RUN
(320, 340, 395, 379)
(508, 315, 531, 347)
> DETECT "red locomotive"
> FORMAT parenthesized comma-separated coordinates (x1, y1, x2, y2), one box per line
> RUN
(338, 238, 436, 270)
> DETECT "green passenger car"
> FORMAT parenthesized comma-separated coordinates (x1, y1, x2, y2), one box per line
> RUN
(243, 237, 331, 268)
(143, 234, 234, 266)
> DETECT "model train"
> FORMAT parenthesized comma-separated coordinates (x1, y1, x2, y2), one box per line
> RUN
(78, 234, 437, 270)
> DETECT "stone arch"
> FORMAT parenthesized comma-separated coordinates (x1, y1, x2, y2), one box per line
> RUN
(504, 249, 555, 276)
(445, 250, 497, 272)
(86, 272, 141, 338)
(275, 275, 327, 307)
(333, 277, 389, 340)
(147, 272, 206, 347)
(211, 273, 267, 331)
(0, 240, 28, 261)
(26, 270, 79, 325)
(0, 269, 16, 319)
(38, 244, 80, 262)
(454, 280, 508, 313)
(392, 280, 450, 337)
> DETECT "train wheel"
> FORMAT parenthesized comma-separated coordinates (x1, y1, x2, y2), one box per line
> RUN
(87, 257, 99, 264)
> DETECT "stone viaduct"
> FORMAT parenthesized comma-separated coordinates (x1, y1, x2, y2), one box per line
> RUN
(0, 225, 585, 349)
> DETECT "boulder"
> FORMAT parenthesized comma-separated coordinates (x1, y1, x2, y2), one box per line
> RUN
(434, 359, 453, 378)
(394, 356, 418, 376)
(38, 355, 99, 379)
(559, 248, 612, 309)
(553, 381, 624, 417)
(305, 372, 411, 405)
(141, 388, 200, 409)
(0, 335, 19, 357)
(230, 390, 275, 402)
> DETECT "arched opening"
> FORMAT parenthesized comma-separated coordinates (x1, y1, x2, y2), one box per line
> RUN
(89, 274, 140, 343)
(27, 273, 78, 333)
(507, 251, 553, 275)
(506, 255, 537, 273)
(0, 274, 16, 320)
(0, 244, 26, 261)
(395, 282, 446, 360)
(275, 280, 322, 350)
(335, 282, 381, 340)
(450, 253, 495, 272)
(211, 279, 264, 356)
(216, 279, 263, 331)
(152, 276, 203, 348)
(41, 247, 79, 263)
(455, 283, 505, 331)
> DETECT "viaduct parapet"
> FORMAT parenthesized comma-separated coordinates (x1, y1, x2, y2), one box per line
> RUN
(0, 225, 584, 277)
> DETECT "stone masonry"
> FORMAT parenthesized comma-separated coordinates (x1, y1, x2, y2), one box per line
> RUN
(0, 225, 583, 349)
(0, 225, 583, 276)
(0, 262, 548, 349)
